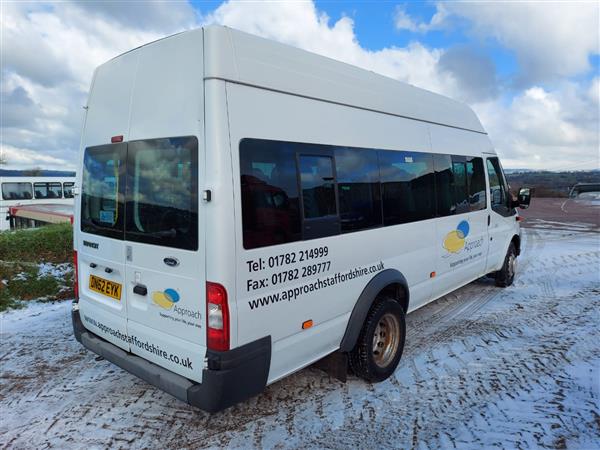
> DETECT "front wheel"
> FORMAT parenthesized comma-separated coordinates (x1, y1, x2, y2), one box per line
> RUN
(349, 298, 406, 382)
(495, 242, 517, 287)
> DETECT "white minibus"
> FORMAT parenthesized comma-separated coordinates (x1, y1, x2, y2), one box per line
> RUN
(72, 26, 531, 412)
(1, 176, 76, 231)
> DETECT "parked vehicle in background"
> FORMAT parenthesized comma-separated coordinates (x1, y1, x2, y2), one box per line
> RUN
(72, 25, 531, 413)
(569, 182, 600, 199)
(1, 176, 76, 231)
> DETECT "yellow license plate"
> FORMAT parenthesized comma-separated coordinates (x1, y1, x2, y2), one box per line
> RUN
(89, 275, 122, 300)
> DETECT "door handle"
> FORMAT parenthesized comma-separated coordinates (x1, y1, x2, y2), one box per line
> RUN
(487, 215, 491, 226)
(133, 284, 147, 296)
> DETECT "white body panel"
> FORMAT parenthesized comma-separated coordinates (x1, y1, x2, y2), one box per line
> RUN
(76, 25, 520, 392)
(76, 29, 206, 383)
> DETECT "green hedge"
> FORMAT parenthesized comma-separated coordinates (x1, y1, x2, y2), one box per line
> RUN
(0, 223, 73, 263)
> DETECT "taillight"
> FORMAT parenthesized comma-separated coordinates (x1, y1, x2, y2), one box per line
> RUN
(73, 250, 79, 300)
(206, 282, 230, 351)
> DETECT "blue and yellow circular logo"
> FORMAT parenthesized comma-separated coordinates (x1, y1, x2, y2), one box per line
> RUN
(152, 288, 180, 309)
(443, 220, 470, 253)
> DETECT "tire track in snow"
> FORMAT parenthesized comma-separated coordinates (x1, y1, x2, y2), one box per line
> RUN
(1, 229, 599, 449)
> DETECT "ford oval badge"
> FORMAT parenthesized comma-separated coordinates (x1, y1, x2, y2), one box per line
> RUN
(163, 257, 179, 267)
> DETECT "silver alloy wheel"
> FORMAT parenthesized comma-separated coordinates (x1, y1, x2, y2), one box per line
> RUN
(508, 253, 516, 279)
(372, 312, 400, 368)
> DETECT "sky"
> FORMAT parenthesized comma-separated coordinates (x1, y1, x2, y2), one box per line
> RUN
(1, 0, 599, 171)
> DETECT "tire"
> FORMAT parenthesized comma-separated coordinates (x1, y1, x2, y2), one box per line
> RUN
(495, 242, 517, 287)
(349, 297, 406, 382)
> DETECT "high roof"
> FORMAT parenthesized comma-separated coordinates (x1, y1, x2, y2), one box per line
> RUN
(203, 25, 486, 134)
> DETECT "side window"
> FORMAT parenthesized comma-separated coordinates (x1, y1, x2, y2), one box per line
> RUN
(239, 139, 301, 249)
(486, 157, 511, 214)
(63, 182, 75, 199)
(433, 154, 454, 216)
(466, 157, 487, 211)
(335, 148, 382, 232)
(299, 155, 337, 219)
(379, 150, 435, 225)
(1, 182, 33, 200)
(451, 156, 469, 214)
(435, 155, 487, 215)
(34, 182, 62, 199)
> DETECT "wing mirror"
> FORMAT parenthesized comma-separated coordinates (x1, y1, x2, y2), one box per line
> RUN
(513, 187, 532, 209)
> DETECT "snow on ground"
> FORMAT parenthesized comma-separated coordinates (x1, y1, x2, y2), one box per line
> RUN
(1, 228, 599, 449)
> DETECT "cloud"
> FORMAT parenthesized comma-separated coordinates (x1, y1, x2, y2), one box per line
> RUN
(1, 0, 598, 171)
(475, 80, 600, 170)
(399, 2, 600, 85)
(1, 144, 73, 170)
(73, 1, 199, 33)
(393, 4, 448, 33)
(205, 1, 458, 95)
(438, 46, 498, 102)
(0, 1, 198, 171)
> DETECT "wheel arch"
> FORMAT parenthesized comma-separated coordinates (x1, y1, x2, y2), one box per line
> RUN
(339, 269, 409, 353)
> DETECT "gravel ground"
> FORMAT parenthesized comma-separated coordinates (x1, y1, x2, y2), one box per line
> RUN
(1, 228, 599, 449)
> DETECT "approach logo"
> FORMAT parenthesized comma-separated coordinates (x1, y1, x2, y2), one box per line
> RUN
(443, 220, 470, 254)
(152, 288, 181, 309)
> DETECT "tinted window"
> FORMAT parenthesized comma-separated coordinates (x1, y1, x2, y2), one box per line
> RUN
(63, 182, 75, 199)
(299, 155, 337, 219)
(335, 148, 382, 232)
(379, 150, 435, 225)
(126, 137, 198, 251)
(487, 157, 509, 210)
(435, 155, 486, 216)
(81, 143, 125, 239)
(433, 154, 454, 216)
(240, 139, 301, 249)
(466, 158, 486, 211)
(2, 182, 33, 200)
(34, 182, 62, 199)
(451, 156, 470, 214)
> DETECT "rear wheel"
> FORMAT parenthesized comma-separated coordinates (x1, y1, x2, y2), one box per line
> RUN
(349, 297, 406, 382)
(495, 242, 517, 287)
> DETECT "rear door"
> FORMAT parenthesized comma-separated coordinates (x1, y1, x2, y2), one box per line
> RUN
(124, 137, 205, 383)
(78, 142, 130, 351)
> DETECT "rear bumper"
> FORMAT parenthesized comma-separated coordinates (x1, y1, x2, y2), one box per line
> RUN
(72, 304, 271, 413)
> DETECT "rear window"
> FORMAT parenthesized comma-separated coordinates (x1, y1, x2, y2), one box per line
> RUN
(34, 182, 62, 199)
(81, 143, 125, 240)
(2, 182, 33, 200)
(80, 137, 198, 250)
(126, 137, 198, 251)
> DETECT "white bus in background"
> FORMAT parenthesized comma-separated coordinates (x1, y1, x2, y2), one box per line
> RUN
(0, 176, 76, 231)
(72, 26, 531, 412)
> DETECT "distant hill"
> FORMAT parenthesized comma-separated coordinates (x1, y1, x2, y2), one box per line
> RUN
(506, 170, 600, 197)
(0, 169, 76, 177)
